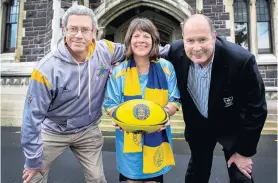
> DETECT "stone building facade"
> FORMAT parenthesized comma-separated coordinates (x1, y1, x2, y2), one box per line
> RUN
(0, 0, 277, 126)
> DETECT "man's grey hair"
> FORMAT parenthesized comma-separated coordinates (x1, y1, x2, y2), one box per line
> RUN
(182, 14, 215, 34)
(62, 5, 98, 29)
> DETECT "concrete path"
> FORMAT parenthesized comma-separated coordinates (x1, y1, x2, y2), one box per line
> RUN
(1, 127, 277, 183)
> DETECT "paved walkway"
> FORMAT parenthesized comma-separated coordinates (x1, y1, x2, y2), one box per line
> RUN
(1, 127, 277, 183)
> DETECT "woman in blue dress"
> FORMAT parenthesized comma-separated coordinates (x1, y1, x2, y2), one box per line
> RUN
(104, 18, 181, 183)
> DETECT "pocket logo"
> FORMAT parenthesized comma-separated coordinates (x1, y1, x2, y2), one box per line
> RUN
(61, 86, 71, 94)
(96, 64, 109, 80)
(223, 97, 233, 107)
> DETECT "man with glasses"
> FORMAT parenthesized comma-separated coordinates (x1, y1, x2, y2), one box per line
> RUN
(21, 5, 125, 183)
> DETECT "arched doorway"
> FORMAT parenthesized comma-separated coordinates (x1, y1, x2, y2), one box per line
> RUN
(94, 0, 193, 45)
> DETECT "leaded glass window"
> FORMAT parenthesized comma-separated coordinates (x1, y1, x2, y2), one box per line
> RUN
(4, 0, 19, 52)
(256, 0, 272, 53)
(234, 0, 250, 50)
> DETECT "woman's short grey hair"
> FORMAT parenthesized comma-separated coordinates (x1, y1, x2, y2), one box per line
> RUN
(62, 5, 98, 29)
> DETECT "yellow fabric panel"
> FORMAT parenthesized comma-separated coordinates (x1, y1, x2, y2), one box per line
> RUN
(31, 69, 51, 88)
(86, 41, 95, 59)
(143, 142, 175, 173)
(123, 132, 142, 153)
(115, 69, 126, 80)
(104, 40, 114, 56)
(162, 67, 171, 76)
(145, 88, 168, 107)
(123, 67, 141, 96)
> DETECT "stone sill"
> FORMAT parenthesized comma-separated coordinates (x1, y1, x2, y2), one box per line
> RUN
(257, 54, 278, 65)
(0, 53, 15, 62)
(1, 62, 37, 76)
(266, 87, 278, 92)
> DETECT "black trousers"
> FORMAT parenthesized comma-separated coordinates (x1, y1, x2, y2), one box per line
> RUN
(184, 135, 254, 183)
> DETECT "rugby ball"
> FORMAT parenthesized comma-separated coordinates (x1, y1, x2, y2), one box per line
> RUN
(112, 99, 168, 133)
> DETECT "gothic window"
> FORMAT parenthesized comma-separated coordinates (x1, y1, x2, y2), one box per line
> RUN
(3, 0, 19, 52)
(256, 0, 272, 53)
(234, 0, 250, 50)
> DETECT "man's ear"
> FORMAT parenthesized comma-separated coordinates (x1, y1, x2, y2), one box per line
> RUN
(92, 29, 97, 40)
(62, 26, 66, 37)
(213, 31, 217, 42)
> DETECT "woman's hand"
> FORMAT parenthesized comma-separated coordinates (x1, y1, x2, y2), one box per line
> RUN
(158, 119, 170, 131)
(111, 120, 123, 131)
(164, 104, 177, 116)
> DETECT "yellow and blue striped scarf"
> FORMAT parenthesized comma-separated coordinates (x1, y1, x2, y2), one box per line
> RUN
(123, 58, 175, 174)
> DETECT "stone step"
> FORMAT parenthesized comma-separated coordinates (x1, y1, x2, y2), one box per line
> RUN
(261, 128, 277, 135)
(4, 111, 274, 129)
(4, 115, 275, 135)
(2, 102, 276, 113)
(3, 105, 275, 122)
(100, 118, 186, 127)
(1, 94, 27, 101)
(1, 117, 22, 126)
(99, 124, 185, 134)
(267, 114, 277, 121)
(1, 101, 25, 110)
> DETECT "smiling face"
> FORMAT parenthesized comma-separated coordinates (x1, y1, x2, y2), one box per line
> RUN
(124, 18, 160, 60)
(64, 15, 96, 58)
(183, 15, 216, 67)
(130, 29, 153, 58)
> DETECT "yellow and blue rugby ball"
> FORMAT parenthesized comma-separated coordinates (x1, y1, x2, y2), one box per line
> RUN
(112, 99, 168, 133)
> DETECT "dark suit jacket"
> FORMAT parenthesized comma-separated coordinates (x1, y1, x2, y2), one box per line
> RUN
(168, 37, 267, 157)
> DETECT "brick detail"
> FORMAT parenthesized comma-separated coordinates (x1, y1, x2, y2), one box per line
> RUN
(259, 65, 278, 87)
(20, 0, 53, 62)
(200, 0, 230, 37)
(89, 0, 101, 10)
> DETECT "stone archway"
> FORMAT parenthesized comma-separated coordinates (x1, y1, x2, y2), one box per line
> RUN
(94, 0, 194, 43)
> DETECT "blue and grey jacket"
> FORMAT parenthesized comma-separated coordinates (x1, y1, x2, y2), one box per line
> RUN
(21, 37, 125, 169)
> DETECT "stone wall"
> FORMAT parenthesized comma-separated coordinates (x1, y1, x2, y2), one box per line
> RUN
(44, 0, 54, 55)
(202, 0, 230, 37)
(185, 0, 196, 12)
(259, 65, 278, 87)
(89, 0, 101, 10)
(20, 0, 53, 62)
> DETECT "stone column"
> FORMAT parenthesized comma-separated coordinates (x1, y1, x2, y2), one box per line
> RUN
(272, 0, 278, 57)
(224, 0, 235, 43)
(196, 0, 203, 13)
(51, 0, 63, 50)
(97, 26, 105, 40)
(249, 0, 258, 56)
(15, 0, 25, 62)
(0, 2, 4, 53)
(84, 0, 89, 7)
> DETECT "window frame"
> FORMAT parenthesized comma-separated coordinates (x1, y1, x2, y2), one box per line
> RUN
(233, 0, 251, 50)
(256, 0, 273, 54)
(3, 0, 19, 53)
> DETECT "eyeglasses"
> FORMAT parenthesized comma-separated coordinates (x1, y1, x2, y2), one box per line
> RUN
(66, 27, 93, 35)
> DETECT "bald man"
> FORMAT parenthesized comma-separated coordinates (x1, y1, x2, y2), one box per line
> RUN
(167, 14, 267, 183)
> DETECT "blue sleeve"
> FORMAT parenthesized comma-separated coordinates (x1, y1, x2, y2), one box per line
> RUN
(167, 62, 181, 110)
(103, 68, 123, 114)
(21, 69, 52, 169)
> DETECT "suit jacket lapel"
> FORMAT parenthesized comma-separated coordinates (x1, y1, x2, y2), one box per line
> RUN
(178, 50, 190, 95)
(208, 40, 228, 116)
